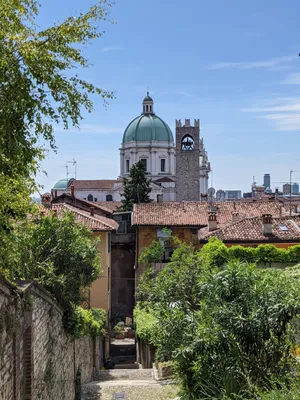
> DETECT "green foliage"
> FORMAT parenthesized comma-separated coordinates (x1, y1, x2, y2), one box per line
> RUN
(1, 210, 105, 338)
(135, 238, 300, 399)
(139, 240, 164, 264)
(120, 160, 153, 211)
(202, 238, 300, 266)
(133, 305, 158, 344)
(5, 211, 101, 306)
(256, 381, 300, 400)
(0, 0, 112, 340)
(0, 0, 114, 253)
(200, 237, 228, 267)
(66, 306, 106, 339)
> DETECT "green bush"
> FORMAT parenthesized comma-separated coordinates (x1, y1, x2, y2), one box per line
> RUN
(133, 305, 158, 345)
(66, 306, 106, 339)
(136, 237, 300, 399)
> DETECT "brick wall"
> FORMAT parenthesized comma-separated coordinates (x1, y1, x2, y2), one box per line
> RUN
(0, 274, 102, 400)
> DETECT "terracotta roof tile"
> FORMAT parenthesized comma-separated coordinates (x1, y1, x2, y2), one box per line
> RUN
(133, 200, 284, 227)
(71, 180, 120, 190)
(93, 201, 122, 213)
(42, 204, 118, 231)
(199, 216, 300, 242)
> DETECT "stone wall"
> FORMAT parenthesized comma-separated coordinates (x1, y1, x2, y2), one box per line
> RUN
(0, 274, 102, 400)
(175, 120, 201, 201)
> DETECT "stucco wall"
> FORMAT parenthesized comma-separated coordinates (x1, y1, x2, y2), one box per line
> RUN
(90, 231, 110, 313)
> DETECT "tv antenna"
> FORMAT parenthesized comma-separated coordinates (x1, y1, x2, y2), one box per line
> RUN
(67, 159, 77, 179)
(60, 165, 69, 181)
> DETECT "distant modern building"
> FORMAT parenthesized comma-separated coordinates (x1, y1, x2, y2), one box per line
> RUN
(263, 174, 271, 190)
(292, 183, 299, 195)
(243, 192, 253, 199)
(216, 189, 225, 201)
(225, 190, 242, 200)
(283, 183, 291, 195)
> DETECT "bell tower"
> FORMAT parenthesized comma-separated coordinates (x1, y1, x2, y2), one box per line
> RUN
(175, 119, 201, 201)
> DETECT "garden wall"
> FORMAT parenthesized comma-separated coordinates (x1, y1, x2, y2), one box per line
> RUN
(0, 273, 102, 400)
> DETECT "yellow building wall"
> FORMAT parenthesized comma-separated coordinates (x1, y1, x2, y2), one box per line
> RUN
(90, 231, 111, 315)
(136, 226, 200, 281)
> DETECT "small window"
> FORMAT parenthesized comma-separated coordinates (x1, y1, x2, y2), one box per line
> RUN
(107, 232, 111, 253)
(279, 224, 288, 231)
(161, 159, 166, 172)
(87, 194, 93, 202)
(146, 105, 149, 112)
(150, 105, 152, 112)
(140, 158, 147, 171)
(126, 159, 130, 173)
(106, 194, 113, 202)
(94, 198, 98, 202)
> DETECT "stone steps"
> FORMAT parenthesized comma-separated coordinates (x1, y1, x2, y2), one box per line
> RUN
(96, 368, 154, 381)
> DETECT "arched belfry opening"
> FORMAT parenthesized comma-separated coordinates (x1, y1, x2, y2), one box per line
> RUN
(181, 135, 195, 151)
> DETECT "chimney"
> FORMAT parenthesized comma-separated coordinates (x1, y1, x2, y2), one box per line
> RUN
(262, 214, 272, 236)
(208, 211, 218, 231)
(41, 193, 51, 208)
(232, 211, 239, 222)
(70, 184, 75, 197)
(90, 207, 95, 217)
(157, 194, 163, 203)
(279, 205, 283, 218)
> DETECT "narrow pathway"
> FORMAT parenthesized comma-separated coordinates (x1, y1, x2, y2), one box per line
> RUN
(82, 368, 178, 400)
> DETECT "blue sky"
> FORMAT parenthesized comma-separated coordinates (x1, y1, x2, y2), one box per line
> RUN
(36, 0, 300, 194)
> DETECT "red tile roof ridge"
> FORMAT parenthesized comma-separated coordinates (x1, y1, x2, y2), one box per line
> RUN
(200, 214, 300, 241)
(50, 203, 118, 231)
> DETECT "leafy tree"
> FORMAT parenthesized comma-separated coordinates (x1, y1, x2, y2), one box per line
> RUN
(120, 160, 153, 211)
(12, 211, 100, 304)
(135, 238, 300, 399)
(0, 0, 114, 246)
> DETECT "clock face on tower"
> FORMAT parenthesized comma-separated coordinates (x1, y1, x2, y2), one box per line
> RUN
(181, 135, 195, 151)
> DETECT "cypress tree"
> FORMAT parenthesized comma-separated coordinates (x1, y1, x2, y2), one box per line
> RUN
(121, 160, 153, 211)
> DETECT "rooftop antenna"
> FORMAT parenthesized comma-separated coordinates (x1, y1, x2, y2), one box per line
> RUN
(60, 165, 69, 181)
(67, 159, 77, 179)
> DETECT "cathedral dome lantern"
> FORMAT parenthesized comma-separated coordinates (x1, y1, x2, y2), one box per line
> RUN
(143, 91, 154, 114)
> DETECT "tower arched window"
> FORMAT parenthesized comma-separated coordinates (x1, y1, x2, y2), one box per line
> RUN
(106, 194, 113, 202)
(146, 105, 149, 112)
(181, 135, 195, 151)
(87, 194, 93, 202)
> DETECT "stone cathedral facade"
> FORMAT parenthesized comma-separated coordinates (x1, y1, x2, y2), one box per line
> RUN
(52, 93, 211, 202)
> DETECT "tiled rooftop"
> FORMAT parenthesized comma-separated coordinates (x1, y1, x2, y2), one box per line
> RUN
(93, 201, 122, 213)
(42, 203, 118, 231)
(72, 180, 120, 190)
(199, 215, 300, 242)
(132, 200, 284, 227)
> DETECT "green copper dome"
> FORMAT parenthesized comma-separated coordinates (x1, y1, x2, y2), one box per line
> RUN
(53, 178, 74, 190)
(122, 114, 174, 143)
